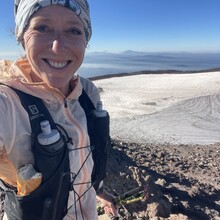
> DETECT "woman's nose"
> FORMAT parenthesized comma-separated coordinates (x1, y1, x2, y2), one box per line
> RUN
(51, 35, 65, 54)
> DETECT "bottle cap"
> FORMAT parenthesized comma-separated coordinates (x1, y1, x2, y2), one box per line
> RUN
(96, 101, 103, 110)
(40, 120, 51, 135)
(38, 120, 60, 145)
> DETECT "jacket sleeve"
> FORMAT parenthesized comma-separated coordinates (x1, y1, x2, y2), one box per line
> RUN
(0, 86, 33, 168)
(0, 87, 18, 186)
(0, 88, 16, 154)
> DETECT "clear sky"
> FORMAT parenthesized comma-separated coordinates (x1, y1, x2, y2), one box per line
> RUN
(1, 0, 220, 60)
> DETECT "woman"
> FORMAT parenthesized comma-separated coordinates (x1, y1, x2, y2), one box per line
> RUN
(0, 0, 117, 219)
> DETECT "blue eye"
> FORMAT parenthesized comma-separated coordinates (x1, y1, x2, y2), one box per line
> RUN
(35, 25, 51, 33)
(66, 28, 82, 35)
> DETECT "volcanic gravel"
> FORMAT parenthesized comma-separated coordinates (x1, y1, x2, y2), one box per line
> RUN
(102, 140, 220, 220)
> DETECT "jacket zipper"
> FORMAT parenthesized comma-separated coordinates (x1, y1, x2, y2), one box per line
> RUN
(63, 98, 88, 148)
(64, 98, 68, 108)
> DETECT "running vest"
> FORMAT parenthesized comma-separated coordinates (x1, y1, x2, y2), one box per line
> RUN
(0, 85, 110, 220)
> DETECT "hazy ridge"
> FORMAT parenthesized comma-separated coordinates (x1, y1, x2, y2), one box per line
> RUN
(79, 51, 220, 78)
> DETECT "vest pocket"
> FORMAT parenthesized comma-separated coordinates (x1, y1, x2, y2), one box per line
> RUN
(4, 147, 71, 220)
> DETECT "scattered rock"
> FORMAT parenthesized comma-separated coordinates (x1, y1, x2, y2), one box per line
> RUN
(102, 140, 220, 219)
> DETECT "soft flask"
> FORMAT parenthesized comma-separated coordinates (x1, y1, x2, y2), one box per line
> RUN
(36, 120, 66, 182)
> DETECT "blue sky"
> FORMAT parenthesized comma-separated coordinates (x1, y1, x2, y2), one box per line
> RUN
(1, 0, 220, 60)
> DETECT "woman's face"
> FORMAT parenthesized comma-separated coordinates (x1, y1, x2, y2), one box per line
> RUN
(23, 5, 86, 95)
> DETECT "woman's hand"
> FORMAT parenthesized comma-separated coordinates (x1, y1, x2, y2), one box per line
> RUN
(96, 189, 119, 218)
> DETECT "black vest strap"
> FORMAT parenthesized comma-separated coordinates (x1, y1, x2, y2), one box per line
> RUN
(78, 89, 96, 117)
(10, 87, 57, 132)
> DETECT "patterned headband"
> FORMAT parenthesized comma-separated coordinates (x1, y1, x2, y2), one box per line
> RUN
(14, 0, 92, 43)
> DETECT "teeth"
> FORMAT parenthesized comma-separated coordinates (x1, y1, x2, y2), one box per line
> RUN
(48, 60, 68, 68)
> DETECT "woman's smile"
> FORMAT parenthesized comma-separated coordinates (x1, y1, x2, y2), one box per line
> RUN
(43, 59, 71, 69)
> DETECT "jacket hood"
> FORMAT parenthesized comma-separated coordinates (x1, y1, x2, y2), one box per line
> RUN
(0, 58, 82, 101)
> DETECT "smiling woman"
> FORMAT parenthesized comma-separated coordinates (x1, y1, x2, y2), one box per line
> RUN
(23, 5, 86, 95)
(0, 1, 117, 220)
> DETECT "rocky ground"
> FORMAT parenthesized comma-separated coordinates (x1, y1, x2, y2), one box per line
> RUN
(101, 139, 220, 220)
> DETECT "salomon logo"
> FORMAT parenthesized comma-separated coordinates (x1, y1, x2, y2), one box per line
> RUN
(28, 105, 39, 115)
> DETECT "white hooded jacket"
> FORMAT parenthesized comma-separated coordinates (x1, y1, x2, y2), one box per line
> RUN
(0, 58, 100, 220)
